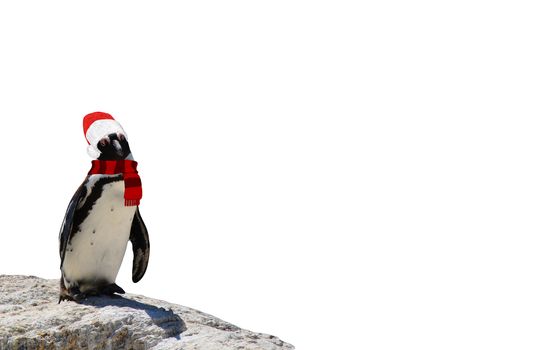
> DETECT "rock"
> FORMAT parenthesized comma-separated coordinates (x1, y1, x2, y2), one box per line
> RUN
(0, 275, 294, 350)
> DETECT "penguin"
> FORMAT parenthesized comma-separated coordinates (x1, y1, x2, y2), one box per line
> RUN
(59, 112, 149, 302)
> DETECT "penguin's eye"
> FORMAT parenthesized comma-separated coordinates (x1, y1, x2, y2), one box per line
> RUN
(118, 134, 126, 141)
(99, 138, 109, 147)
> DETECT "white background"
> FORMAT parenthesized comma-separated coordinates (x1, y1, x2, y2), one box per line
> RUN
(0, 1, 540, 349)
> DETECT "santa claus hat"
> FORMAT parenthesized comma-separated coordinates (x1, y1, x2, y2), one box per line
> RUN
(83, 112, 127, 158)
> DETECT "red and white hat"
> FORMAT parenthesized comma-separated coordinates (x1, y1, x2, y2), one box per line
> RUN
(83, 112, 127, 158)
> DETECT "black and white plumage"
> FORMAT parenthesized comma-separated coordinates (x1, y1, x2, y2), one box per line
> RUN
(59, 132, 149, 302)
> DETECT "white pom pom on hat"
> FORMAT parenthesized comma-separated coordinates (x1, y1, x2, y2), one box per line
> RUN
(83, 112, 127, 158)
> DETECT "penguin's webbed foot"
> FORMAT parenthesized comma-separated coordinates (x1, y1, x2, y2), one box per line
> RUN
(58, 291, 87, 303)
(58, 293, 70, 304)
(59, 286, 87, 303)
(72, 292, 88, 302)
(59, 278, 81, 303)
(58, 281, 125, 302)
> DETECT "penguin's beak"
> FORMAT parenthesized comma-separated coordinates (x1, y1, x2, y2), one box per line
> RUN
(112, 139, 123, 157)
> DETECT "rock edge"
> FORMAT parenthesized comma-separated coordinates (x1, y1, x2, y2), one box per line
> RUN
(0, 275, 294, 350)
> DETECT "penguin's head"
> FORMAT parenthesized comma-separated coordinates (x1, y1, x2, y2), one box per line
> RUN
(96, 132, 133, 160)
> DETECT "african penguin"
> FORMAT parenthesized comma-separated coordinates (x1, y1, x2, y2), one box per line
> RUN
(59, 112, 149, 302)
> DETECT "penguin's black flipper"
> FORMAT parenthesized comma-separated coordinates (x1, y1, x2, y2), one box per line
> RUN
(130, 207, 150, 283)
(59, 180, 88, 267)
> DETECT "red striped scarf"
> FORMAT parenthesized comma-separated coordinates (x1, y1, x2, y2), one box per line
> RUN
(88, 160, 142, 206)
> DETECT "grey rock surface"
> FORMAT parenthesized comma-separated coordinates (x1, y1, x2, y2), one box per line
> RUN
(0, 275, 294, 350)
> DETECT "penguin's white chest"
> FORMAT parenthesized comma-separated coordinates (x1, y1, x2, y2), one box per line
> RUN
(62, 179, 136, 290)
